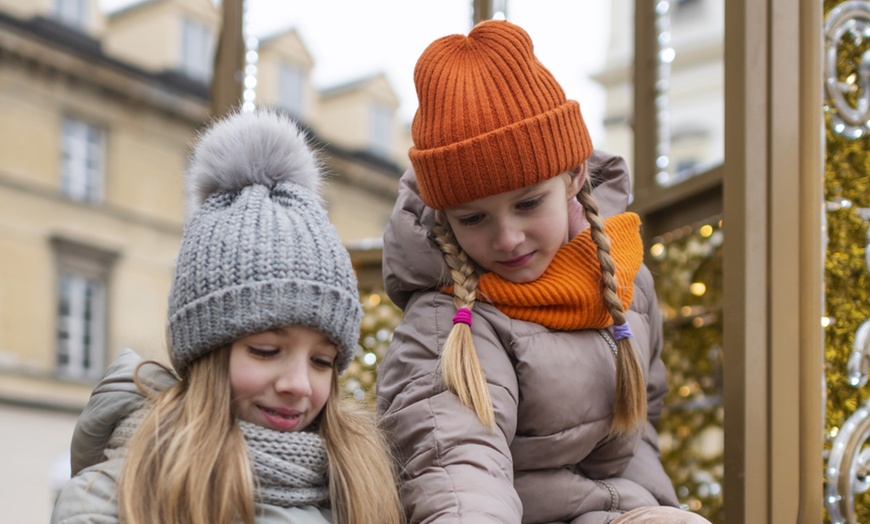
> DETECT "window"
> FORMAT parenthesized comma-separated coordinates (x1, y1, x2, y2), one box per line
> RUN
(52, 237, 117, 381)
(181, 18, 213, 83)
(369, 103, 392, 158)
(279, 62, 304, 117)
(60, 117, 104, 203)
(53, 0, 88, 30)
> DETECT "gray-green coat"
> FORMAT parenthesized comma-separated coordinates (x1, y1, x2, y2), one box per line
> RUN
(50, 349, 332, 524)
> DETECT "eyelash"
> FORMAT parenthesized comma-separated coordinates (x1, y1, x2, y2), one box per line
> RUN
(312, 357, 335, 369)
(248, 347, 277, 358)
(517, 196, 544, 211)
(456, 197, 544, 226)
(248, 347, 335, 369)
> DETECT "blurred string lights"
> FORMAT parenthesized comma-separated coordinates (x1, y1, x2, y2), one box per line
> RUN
(648, 214, 724, 521)
(655, 0, 675, 186)
(342, 290, 402, 405)
(241, 0, 258, 113)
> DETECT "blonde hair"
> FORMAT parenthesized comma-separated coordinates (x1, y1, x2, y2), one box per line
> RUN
(118, 347, 404, 524)
(576, 175, 647, 436)
(431, 168, 647, 437)
(431, 212, 494, 429)
(118, 347, 256, 524)
(321, 376, 405, 524)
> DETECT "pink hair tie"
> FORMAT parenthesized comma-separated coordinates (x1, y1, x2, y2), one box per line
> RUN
(613, 322, 633, 341)
(453, 307, 472, 327)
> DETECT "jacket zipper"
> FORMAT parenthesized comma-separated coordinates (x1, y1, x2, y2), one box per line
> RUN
(591, 330, 623, 513)
(594, 479, 621, 512)
(597, 329, 618, 361)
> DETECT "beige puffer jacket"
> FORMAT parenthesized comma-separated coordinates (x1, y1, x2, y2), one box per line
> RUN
(376, 152, 680, 524)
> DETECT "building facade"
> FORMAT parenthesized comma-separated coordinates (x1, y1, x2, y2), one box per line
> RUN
(0, 1, 408, 520)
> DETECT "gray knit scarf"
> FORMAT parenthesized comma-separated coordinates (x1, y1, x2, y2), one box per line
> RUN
(107, 410, 330, 508)
(238, 420, 329, 508)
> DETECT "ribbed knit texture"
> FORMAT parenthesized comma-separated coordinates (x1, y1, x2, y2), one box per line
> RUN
(106, 410, 329, 508)
(409, 20, 593, 210)
(167, 111, 362, 375)
(474, 213, 643, 330)
(239, 421, 329, 508)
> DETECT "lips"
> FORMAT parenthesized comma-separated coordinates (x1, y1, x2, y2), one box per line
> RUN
(258, 405, 303, 431)
(498, 252, 535, 269)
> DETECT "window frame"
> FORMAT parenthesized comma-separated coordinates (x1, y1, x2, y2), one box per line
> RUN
(60, 116, 105, 204)
(51, 237, 117, 382)
(368, 102, 392, 158)
(181, 17, 213, 83)
(278, 61, 304, 117)
(52, 0, 88, 30)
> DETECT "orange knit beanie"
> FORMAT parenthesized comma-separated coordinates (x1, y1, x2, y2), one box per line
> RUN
(410, 20, 593, 210)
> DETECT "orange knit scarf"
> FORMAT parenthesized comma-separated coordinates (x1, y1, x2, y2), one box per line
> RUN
(473, 212, 644, 330)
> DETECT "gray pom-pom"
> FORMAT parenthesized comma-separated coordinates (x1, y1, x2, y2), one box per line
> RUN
(187, 109, 322, 208)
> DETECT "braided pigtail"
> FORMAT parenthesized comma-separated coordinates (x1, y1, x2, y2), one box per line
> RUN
(430, 210, 495, 429)
(577, 178, 647, 437)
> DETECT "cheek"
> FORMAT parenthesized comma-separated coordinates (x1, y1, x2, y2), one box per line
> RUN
(229, 359, 261, 399)
(538, 207, 570, 244)
(453, 230, 488, 261)
(310, 373, 333, 410)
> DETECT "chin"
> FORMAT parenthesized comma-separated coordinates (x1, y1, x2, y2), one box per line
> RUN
(502, 268, 545, 284)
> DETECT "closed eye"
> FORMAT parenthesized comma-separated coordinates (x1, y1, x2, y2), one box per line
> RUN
(312, 356, 336, 369)
(516, 196, 544, 212)
(248, 346, 278, 358)
(457, 213, 485, 227)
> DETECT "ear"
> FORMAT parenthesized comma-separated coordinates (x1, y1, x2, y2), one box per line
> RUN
(565, 164, 586, 200)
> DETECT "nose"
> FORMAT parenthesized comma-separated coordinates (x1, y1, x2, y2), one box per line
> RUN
(492, 218, 524, 253)
(274, 362, 312, 397)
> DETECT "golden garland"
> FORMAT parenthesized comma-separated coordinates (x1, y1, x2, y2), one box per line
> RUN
(824, 2, 870, 522)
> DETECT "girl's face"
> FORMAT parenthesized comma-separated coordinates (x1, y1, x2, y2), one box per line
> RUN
(229, 326, 337, 432)
(443, 171, 582, 283)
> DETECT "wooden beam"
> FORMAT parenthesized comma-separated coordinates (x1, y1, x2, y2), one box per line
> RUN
(723, 0, 824, 521)
(210, 0, 245, 119)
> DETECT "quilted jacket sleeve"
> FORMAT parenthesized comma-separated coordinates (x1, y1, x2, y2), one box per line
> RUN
(51, 459, 122, 524)
(70, 349, 177, 475)
(376, 292, 523, 523)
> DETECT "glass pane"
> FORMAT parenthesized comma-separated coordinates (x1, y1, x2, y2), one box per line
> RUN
(279, 63, 303, 115)
(369, 103, 391, 157)
(655, 0, 724, 186)
(55, 271, 105, 378)
(60, 118, 103, 203)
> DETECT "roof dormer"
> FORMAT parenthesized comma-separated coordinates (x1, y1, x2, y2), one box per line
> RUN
(0, 0, 106, 36)
(103, 0, 219, 84)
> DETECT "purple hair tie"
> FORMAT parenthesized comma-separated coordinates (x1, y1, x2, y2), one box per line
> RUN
(613, 322, 633, 341)
(453, 307, 472, 327)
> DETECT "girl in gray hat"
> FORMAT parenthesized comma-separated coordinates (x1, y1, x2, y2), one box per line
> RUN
(51, 110, 404, 524)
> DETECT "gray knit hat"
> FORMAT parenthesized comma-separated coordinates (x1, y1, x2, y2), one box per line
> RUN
(167, 109, 362, 375)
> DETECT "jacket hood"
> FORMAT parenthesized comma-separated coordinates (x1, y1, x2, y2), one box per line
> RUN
(382, 150, 633, 310)
(70, 349, 177, 476)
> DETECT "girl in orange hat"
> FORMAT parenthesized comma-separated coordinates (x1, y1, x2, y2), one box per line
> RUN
(376, 20, 711, 524)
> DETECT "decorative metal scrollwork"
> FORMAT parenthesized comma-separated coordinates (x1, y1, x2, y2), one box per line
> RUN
(827, 320, 870, 524)
(825, 198, 870, 524)
(825, 1, 870, 138)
